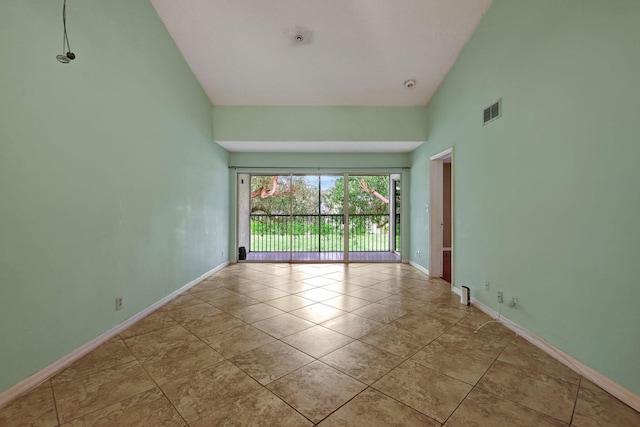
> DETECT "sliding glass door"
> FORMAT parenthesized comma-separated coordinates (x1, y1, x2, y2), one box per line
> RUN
(290, 175, 344, 261)
(347, 175, 399, 261)
(243, 173, 400, 262)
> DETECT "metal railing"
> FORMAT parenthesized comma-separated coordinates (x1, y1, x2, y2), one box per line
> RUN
(250, 214, 395, 252)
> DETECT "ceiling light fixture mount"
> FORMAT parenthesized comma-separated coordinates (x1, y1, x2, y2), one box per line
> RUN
(404, 79, 416, 88)
(286, 27, 312, 46)
(56, 0, 76, 64)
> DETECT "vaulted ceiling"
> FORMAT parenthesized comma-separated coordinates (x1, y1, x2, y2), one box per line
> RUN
(150, 0, 493, 107)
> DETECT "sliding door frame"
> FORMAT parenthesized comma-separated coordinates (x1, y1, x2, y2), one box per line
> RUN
(235, 169, 404, 264)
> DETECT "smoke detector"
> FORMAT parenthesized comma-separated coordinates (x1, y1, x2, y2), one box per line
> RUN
(404, 80, 416, 88)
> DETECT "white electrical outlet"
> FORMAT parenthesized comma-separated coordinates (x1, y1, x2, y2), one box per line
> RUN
(509, 297, 517, 308)
(115, 297, 123, 311)
(221, 250, 225, 257)
(416, 250, 420, 258)
(497, 291, 503, 303)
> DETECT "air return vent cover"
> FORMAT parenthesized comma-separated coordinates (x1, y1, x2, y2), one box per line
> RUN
(483, 99, 501, 125)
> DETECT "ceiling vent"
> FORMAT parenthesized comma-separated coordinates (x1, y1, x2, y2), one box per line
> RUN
(483, 99, 501, 125)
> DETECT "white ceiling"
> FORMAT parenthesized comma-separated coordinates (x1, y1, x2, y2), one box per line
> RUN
(150, 0, 493, 107)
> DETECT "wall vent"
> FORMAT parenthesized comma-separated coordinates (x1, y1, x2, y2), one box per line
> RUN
(483, 99, 501, 125)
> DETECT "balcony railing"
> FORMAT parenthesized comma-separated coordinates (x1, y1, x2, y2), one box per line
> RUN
(250, 214, 396, 252)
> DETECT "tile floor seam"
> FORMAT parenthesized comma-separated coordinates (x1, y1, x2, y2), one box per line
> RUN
(404, 358, 484, 392)
(168, 321, 232, 360)
(474, 376, 574, 425)
(568, 376, 583, 426)
(73, 382, 188, 425)
(163, 302, 215, 323)
(395, 315, 447, 357)
(156, 386, 190, 427)
(441, 381, 476, 425)
(252, 320, 316, 340)
(227, 342, 317, 387)
(48, 380, 62, 427)
(120, 337, 190, 426)
(49, 363, 129, 388)
(248, 384, 314, 427)
(276, 335, 325, 360)
(190, 294, 211, 304)
(472, 340, 509, 388)
(495, 356, 581, 390)
(320, 346, 405, 386)
(53, 369, 158, 425)
(310, 386, 372, 425)
(281, 329, 355, 357)
(408, 318, 503, 386)
(468, 387, 571, 426)
(172, 363, 263, 425)
(367, 380, 444, 422)
(265, 360, 369, 425)
(407, 356, 479, 389)
(119, 323, 176, 341)
(166, 291, 204, 304)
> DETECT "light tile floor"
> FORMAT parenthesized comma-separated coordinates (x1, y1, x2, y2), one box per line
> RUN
(1, 263, 639, 426)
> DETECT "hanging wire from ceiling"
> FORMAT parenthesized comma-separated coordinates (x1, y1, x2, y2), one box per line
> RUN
(56, 0, 76, 64)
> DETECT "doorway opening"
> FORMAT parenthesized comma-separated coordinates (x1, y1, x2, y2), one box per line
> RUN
(237, 173, 401, 263)
(429, 148, 453, 283)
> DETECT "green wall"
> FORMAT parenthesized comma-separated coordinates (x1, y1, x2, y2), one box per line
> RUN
(0, 0, 228, 392)
(214, 106, 428, 143)
(229, 152, 411, 169)
(410, 0, 640, 394)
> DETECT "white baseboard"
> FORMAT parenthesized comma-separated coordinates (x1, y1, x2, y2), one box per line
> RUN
(409, 261, 429, 276)
(469, 296, 640, 413)
(0, 262, 228, 410)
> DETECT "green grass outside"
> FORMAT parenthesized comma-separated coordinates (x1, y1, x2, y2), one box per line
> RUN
(250, 233, 394, 252)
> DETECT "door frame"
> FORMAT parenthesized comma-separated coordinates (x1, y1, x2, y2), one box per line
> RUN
(429, 148, 453, 281)
(389, 174, 401, 255)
